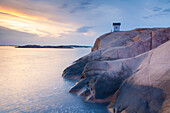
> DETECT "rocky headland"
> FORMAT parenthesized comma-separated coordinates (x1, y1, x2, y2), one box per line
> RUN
(62, 27, 170, 113)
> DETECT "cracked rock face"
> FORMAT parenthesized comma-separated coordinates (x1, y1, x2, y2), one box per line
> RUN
(62, 27, 170, 112)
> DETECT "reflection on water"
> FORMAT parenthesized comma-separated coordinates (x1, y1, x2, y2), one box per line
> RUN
(0, 47, 108, 113)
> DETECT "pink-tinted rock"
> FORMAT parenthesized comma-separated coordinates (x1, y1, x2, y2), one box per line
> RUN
(62, 27, 170, 112)
(63, 28, 170, 79)
(92, 27, 170, 51)
(109, 41, 170, 113)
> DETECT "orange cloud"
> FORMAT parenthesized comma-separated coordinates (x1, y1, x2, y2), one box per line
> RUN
(0, 8, 40, 20)
(0, 3, 78, 37)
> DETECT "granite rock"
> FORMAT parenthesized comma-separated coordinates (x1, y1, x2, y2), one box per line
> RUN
(62, 27, 170, 112)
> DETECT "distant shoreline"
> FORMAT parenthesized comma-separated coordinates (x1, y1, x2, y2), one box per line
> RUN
(13, 45, 92, 49)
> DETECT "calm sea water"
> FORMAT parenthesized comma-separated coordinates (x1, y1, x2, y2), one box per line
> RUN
(0, 46, 108, 113)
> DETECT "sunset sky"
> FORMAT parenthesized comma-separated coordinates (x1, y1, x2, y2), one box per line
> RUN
(0, 0, 170, 45)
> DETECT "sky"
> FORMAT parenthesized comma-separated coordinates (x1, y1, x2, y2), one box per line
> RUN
(0, 0, 170, 46)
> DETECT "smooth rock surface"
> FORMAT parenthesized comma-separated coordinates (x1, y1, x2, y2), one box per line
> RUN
(109, 41, 170, 113)
(62, 27, 170, 112)
(62, 28, 170, 79)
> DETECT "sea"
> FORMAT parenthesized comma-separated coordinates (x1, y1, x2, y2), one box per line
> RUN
(0, 46, 108, 113)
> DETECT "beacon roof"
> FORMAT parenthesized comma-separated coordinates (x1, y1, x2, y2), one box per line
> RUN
(113, 23, 121, 26)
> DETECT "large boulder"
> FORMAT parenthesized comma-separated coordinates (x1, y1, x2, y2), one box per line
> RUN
(62, 27, 170, 112)
(109, 40, 170, 113)
(62, 28, 170, 79)
(92, 28, 169, 51)
(69, 50, 148, 102)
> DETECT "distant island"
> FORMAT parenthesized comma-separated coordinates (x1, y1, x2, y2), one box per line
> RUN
(15, 45, 92, 49)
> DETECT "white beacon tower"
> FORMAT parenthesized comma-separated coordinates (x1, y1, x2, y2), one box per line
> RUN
(113, 23, 121, 32)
